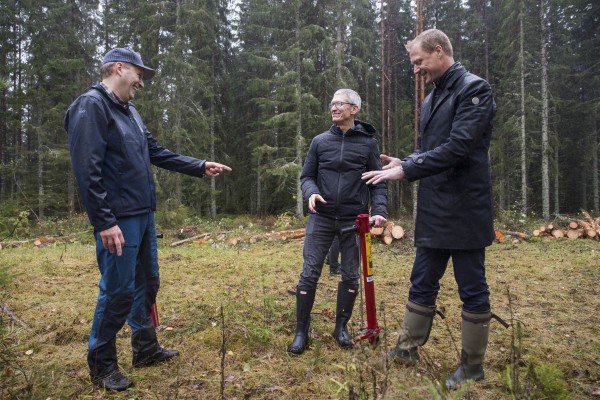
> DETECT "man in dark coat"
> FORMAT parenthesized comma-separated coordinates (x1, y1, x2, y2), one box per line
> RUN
(362, 29, 496, 389)
(288, 89, 387, 355)
(65, 48, 231, 391)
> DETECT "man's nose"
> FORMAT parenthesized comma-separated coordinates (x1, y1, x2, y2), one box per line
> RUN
(138, 79, 145, 88)
(413, 65, 421, 75)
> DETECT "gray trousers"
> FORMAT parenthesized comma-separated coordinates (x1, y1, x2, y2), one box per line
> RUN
(298, 213, 359, 291)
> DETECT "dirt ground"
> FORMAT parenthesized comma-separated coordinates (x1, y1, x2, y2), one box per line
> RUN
(1, 229, 599, 399)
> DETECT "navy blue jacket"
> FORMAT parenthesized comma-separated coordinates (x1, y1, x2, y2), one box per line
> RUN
(402, 63, 496, 249)
(301, 120, 387, 220)
(65, 84, 206, 232)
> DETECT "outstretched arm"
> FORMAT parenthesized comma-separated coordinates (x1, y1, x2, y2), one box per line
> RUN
(204, 162, 232, 177)
(362, 154, 405, 185)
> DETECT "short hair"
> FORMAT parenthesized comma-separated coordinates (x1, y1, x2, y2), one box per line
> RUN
(333, 89, 361, 111)
(406, 29, 453, 57)
(100, 62, 116, 79)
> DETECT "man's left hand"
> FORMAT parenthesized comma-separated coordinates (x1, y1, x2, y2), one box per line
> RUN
(362, 165, 405, 185)
(204, 162, 232, 177)
(370, 215, 387, 227)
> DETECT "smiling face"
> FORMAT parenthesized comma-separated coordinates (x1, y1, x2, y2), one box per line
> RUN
(409, 42, 446, 85)
(330, 95, 358, 127)
(116, 62, 145, 102)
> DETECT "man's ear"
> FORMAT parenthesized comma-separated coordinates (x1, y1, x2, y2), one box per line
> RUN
(114, 61, 124, 76)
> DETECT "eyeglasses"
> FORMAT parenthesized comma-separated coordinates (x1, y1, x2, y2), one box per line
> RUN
(329, 101, 355, 109)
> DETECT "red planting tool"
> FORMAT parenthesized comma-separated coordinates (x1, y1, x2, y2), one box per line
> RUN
(342, 213, 380, 345)
(150, 303, 160, 328)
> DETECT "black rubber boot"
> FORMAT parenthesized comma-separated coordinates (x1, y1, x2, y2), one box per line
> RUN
(288, 288, 316, 355)
(90, 369, 133, 391)
(131, 327, 179, 368)
(89, 339, 133, 391)
(446, 310, 490, 389)
(385, 301, 435, 365)
(332, 282, 358, 349)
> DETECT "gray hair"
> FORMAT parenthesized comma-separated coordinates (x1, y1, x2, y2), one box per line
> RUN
(101, 62, 116, 79)
(334, 89, 361, 111)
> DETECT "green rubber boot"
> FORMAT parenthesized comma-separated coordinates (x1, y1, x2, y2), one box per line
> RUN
(385, 301, 436, 366)
(446, 310, 490, 389)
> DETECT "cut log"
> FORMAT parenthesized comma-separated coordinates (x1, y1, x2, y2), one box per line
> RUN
(566, 229, 582, 240)
(585, 229, 597, 238)
(533, 229, 541, 237)
(370, 226, 384, 236)
(248, 228, 306, 244)
(546, 224, 554, 231)
(391, 225, 405, 240)
(227, 237, 241, 246)
(582, 210, 595, 225)
(568, 221, 579, 230)
(495, 230, 506, 243)
(551, 229, 565, 238)
(382, 234, 394, 245)
(383, 222, 395, 236)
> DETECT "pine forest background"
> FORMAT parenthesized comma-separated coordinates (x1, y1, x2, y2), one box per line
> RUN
(0, 0, 598, 227)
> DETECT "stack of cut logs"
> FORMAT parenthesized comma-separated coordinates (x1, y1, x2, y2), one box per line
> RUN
(370, 221, 405, 244)
(532, 211, 600, 240)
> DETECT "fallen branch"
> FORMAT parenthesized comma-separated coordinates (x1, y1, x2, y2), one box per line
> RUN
(498, 230, 530, 240)
(170, 233, 211, 247)
(248, 228, 306, 244)
(0, 301, 31, 331)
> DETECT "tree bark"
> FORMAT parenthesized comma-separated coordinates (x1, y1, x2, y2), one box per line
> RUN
(519, 0, 528, 214)
(540, 0, 550, 220)
(295, 4, 304, 219)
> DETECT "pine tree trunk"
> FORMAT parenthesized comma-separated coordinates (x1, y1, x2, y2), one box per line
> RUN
(380, 0, 386, 154)
(413, 0, 424, 221)
(335, 2, 344, 85)
(38, 144, 44, 220)
(519, 0, 528, 214)
(256, 158, 261, 215)
(173, 0, 183, 205)
(68, 163, 74, 216)
(210, 53, 217, 219)
(540, 0, 550, 220)
(295, 4, 303, 219)
(553, 138, 560, 215)
(593, 115, 599, 211)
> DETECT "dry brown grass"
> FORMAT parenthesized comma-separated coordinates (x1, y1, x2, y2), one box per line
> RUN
(1, 226, 599, 399)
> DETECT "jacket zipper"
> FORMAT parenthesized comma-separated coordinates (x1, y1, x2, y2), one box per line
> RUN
(335, 134, 345, 219)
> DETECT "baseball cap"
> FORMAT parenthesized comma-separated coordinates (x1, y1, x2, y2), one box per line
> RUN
(102, 48, 156, 80)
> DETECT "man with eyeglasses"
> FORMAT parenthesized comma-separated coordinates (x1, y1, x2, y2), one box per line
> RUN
(288, 89, 387, 355)
(65, 48, 231, 391)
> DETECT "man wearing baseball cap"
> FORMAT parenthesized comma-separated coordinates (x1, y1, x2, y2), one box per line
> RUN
(65, 48, 231, 391)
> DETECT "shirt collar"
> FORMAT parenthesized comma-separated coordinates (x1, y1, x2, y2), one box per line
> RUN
(100, 82, 128, 106)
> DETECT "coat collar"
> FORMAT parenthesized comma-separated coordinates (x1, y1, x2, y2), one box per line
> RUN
(433, 62, 463, 91)
(330, 119, 377, 137)
(421, 63, 467, 131)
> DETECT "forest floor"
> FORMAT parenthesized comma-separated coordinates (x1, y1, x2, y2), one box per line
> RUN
(1, 217, 599, 399)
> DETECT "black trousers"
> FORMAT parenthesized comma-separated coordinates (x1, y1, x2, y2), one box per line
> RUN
(408, 247, 490, 313)
(297, 214, 359, 291)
